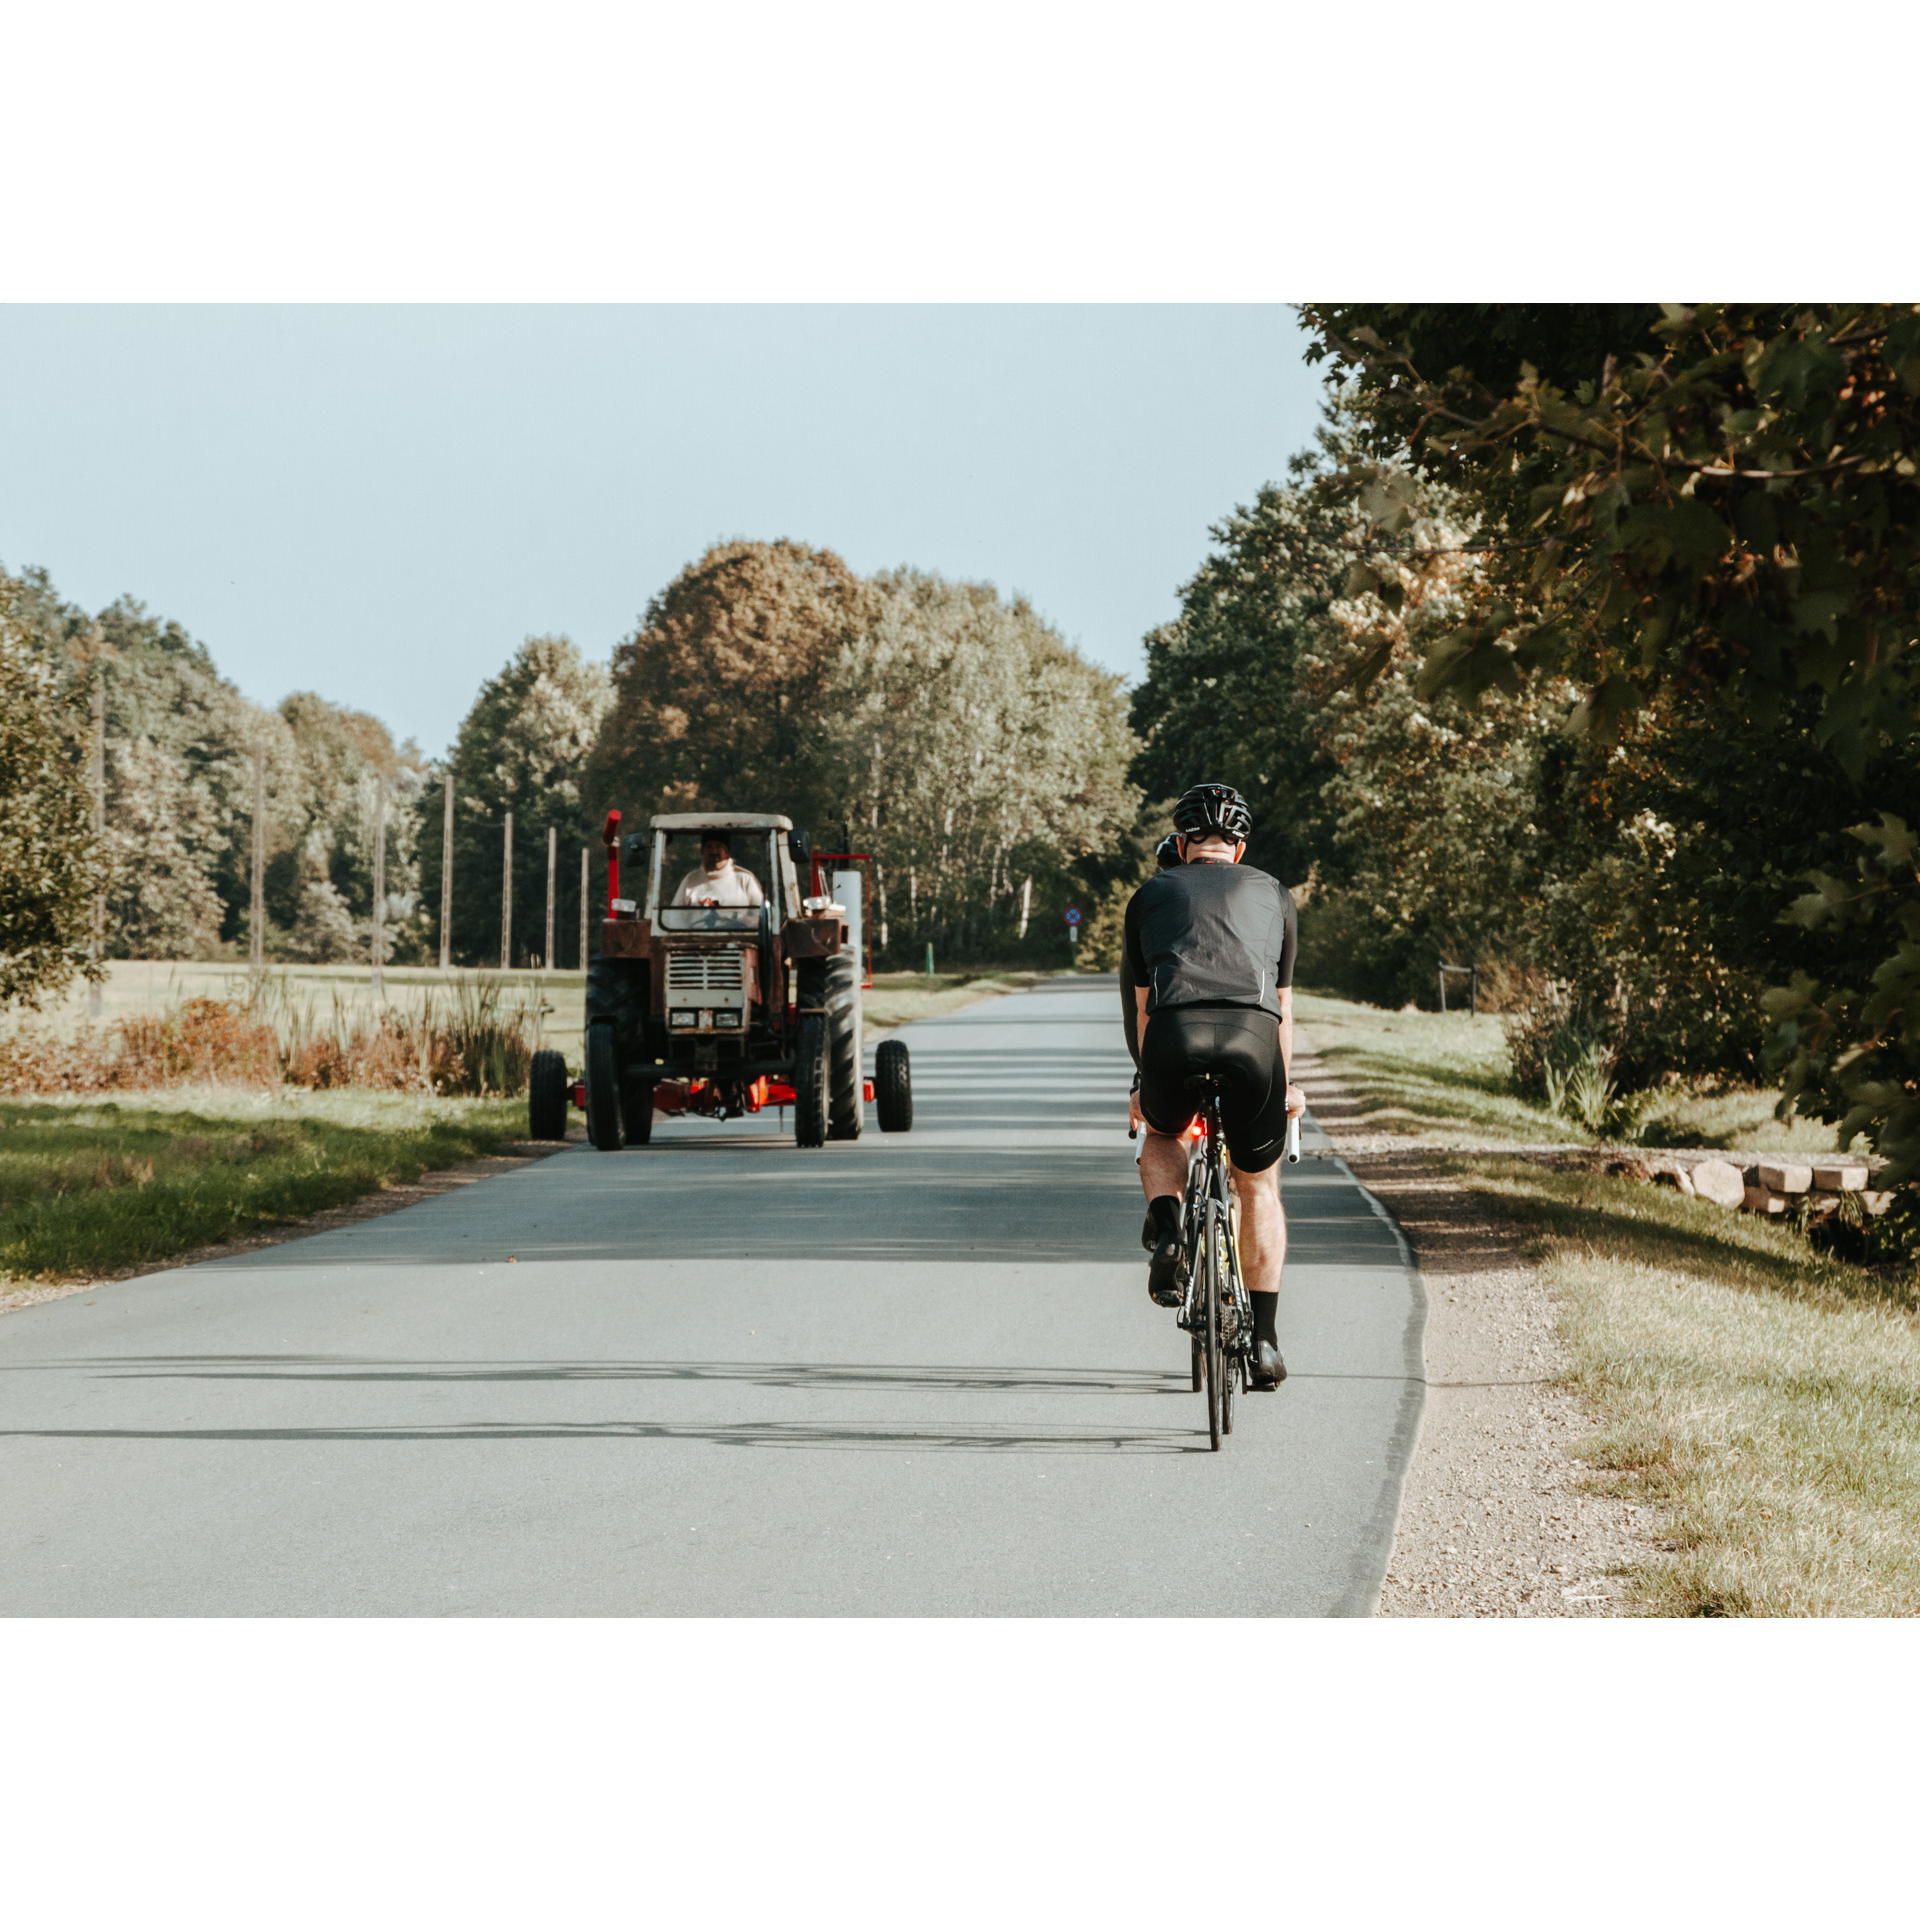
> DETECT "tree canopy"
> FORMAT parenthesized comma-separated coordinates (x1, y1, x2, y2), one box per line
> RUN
(0, 570, 103, 1007)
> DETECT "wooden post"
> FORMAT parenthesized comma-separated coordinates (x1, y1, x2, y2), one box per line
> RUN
(371, 776, 387, 991)
(249, 740, 266, 971)
(545, 825, 557, 972)
(89, 678, 107, 1017)
(579, 846, 589, 970)
(500, 810, 514, 970)
(439, 773, 454, 970)
(1438, 965, 1447, 1014)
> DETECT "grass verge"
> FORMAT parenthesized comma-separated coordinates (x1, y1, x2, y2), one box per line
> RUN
(0, 1087, 529, 1288)
(1295, 991, 1840, 1154)
(864, 971, 1059, 1030)
(1449, 1154, 1920, 1615)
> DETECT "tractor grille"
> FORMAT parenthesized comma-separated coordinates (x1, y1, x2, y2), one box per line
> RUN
(666, 950, 745, 996)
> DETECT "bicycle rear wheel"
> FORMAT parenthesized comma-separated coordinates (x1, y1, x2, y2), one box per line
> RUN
(1203, 1201, 1222, 1451)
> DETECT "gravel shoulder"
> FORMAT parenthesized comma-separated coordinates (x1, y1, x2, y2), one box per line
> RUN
(1289, 1035, 1663, 1617)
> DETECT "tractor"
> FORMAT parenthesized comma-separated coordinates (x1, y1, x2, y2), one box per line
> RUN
(526, 810, 912, 1149)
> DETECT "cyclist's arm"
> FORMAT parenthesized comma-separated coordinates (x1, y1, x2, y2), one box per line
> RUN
(1277, 986, 1293, 1076)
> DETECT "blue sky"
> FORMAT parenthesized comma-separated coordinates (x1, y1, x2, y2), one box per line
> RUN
(2, 306, 1329, 755)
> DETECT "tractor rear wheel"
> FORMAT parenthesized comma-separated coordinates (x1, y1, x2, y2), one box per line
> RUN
(875, 1038, 912, 1132)
(827, 953, 863, 1140)
(584, 1021, 623, 1152)
(794, 1013, 830, 1148)
(529, 1048, 569, 1141)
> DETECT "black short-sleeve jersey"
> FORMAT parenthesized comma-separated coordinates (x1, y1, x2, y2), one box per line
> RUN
(1122, 859, 1297, 1018)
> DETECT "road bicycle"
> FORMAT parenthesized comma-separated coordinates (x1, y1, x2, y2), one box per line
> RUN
(1135, 1082, 1302, 1452)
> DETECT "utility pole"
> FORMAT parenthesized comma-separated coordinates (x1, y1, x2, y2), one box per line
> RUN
(500, 810, 514, 970)
(371, 776, 387, 992)
(439, 773, 454, 970)
(579, 846, 589, 970)
(545, 826, 557, 972)
(249, 740, 266, 971)
(89, 677, 106, 1018)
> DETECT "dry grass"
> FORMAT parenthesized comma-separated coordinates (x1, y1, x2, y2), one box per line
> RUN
(0, 973, 544, 1098)
(1453, 1155, 1920, 1616)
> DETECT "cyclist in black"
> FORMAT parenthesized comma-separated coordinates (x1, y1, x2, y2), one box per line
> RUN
(1124, 783, 1303, 1390)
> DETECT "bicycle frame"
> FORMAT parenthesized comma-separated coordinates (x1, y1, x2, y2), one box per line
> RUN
(1177, 1076, 1253, 1445)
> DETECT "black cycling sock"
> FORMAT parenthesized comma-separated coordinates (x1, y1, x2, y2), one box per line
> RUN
(1143, 1194, 1182, 1250)
(1252, 1290, 1279, 1345)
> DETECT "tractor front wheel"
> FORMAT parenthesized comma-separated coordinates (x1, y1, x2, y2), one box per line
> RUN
(529, 1048, 569, 1141)
(794, 1014, 830, 1148)
(585, 1021, 623, 1152)
(875, 1038, 912, 1132)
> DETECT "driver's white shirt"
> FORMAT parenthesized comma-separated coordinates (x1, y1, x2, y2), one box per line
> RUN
(670, 861, 766, 908)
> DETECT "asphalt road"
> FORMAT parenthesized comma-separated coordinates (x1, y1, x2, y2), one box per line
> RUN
(0, 982, 1425, 1615)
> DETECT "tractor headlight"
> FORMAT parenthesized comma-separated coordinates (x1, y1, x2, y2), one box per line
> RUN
(712, 1010, 742, 1030)
(669, 1010, 697, 1029)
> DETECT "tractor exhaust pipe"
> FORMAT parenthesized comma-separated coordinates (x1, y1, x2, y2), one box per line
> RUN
(602, 809, 622, 914)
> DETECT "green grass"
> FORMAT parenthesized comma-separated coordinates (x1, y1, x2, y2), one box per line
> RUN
(1294, 993, 1587, 1144)
(0, 1087, 530, 1288)
(1447, 1154, 1920, 1615)
(1294, 991, 1841, 1153)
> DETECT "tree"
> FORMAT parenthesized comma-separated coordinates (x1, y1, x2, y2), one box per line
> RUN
(823, 570, 1137, 962)
(1128, 439, 1352, 889)
(1300, 304, 1920, 1165)
(586, 540, 880, 839)
(425, 635, 612, 967)
(0, 569, 103, 1007)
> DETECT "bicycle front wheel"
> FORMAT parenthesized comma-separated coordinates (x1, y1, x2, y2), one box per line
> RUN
(1204, 1201, 1222, 1451)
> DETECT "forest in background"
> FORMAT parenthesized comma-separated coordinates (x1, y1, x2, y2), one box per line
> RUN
(0, 539, 1137, 986)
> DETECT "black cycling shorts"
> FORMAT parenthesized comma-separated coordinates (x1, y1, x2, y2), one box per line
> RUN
(1139, 1005, 1288, 1175)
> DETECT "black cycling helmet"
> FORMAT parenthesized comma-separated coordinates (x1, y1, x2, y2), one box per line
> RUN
(1154, 834, 1182, 871)
(1173, 782, 1252, 843)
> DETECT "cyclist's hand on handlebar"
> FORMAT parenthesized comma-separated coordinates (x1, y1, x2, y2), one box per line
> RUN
(1285, 1084, 1308, 1120)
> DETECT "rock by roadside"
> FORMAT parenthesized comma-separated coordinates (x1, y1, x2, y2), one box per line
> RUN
(0, 1141, 567, 1316)
(1289, 1035, 1664, 1617)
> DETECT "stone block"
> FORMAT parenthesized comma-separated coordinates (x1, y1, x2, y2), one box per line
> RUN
(1862, 1190, 1894, 1217)
(1812, 1165, 1868, 1192)
(1691, 1159, 1746, 1208)
(1756, 1162, 1812, 1193)
(1743, 1186, 1787, 1215)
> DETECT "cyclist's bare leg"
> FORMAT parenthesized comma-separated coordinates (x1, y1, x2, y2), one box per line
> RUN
(1138, 1125, 1187, 1204)
(1231, 1159, 1285, 1292)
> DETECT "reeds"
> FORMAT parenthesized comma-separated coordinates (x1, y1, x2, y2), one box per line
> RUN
(0, 972, 541, 1099)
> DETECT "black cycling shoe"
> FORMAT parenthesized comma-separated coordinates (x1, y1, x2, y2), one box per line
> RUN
(1143, 1196, 1183, 1307)
(1248, 1340, 1287, 1390)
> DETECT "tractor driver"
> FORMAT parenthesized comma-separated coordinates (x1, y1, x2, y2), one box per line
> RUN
(670, 831, 767, 910)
